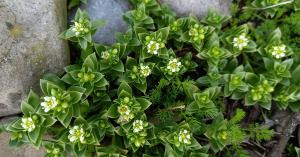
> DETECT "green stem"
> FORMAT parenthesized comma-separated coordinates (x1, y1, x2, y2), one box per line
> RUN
(253, 14, 267, 22)
(164, 105, 186, 111)
(244, 0, 294, 10)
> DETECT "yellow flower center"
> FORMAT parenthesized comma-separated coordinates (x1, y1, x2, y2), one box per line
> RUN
(169, 62, 178, 69)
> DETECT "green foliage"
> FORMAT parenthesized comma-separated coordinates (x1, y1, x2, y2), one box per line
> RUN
(60, 9, 106, 50)
(295, 146, 300, 157)
(68, 0, 87, 9)
(4, 0, 300, 156)
(205, 109, 247, 152)
(248, 123, 274, 141)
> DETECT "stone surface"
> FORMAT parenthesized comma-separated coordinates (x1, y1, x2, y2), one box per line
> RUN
(0, 0, 70, 117)
(159, 0, 232, 19)
(0, 132, 45, 157)
(71, 0, 131, 45)
(0, 116, 18, 125)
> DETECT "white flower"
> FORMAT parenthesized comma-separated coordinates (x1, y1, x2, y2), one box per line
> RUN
(72, 19, 89, 36)
(72, 22, 83, 36)
(270, 44, 286, 59)
(101, 51, 110, 60)
(117, 102, 135, 123)
(68, 125, 85, 143)
(233, 34, 249, 50)
(133, 120, 144, 133)
(140, 64, 151, 77)
(41, 96, 58, 112)
(167, 58, 182, 73)
(178, 129, 191, 144)
(118, 105, 131, 115)
(21, 117, 36, 132)
(119, 114, 134, 122)
(147, 40, 160, 55)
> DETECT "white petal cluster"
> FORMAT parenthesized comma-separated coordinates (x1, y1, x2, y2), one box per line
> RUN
(118, 105, 131, 116)
(133, 120, 144, 133)
(119, 114, 134, 122)
(68, 125, 85, 143)
(101, 50, 110, 60)
(101, 49, 118, 60)
(147, 41, 160, 55)
(178, 129, 191, 144)
(72, 19, 89, 36)
(140, 64, 151, 77)
(21, 117, 36, 132)
(270, 44, 286, 59)
(167, 58, 182, 73)
(41, 96, 58, 112)
(233, 34, 249, 50)
(117, 104, 134, 122)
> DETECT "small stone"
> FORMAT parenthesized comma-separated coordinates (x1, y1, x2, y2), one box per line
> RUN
(159, 0, 232, 19)
(0, 116, 18, 125)
(0, 132, 45, 157)
(0, 0, 70, 117)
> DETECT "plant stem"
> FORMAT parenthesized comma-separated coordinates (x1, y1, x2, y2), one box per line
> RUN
(244, 0, 294, 10)
(163, 104, 186, 111)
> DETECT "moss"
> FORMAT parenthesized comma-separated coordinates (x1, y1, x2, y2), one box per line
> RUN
(30, 42, 46, 65)
(6, 22, 22, 38)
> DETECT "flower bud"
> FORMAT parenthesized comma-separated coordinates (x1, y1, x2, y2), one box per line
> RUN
(145, 36, 151, 41)
(218, 131, 227, 140)
(77, 72, 83, 78)
(132, 66, 138, 73)
(131, 74, 136, 79)
(112, 49, 118, 55)
(51, 89, 57, 96)
(62, 102, 69, 108)
(90, 73, 95, 79)
(252, 93, 262, 101)
(32, 115, 38, 121)
(83, 73, 90, 82)
(124, 97, 130, 103)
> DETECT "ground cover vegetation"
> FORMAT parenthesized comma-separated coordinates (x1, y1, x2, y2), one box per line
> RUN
(2, 0, 300, 156)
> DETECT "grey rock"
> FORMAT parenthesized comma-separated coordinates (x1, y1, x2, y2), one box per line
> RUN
(72, 0, 131, 45)
(0, 132, 45, 157)
(159, 0, 232, 19)
(0, 0, 70, 117)
(0, 116, 18, 125)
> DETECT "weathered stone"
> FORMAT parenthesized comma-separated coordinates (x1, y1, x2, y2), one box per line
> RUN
(159, 0, 232, 19)
(0, 116, 18, 125)
(0, 132, 45, 157)
(72, 0, 132, 45)
(0, 0, 70, 117)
